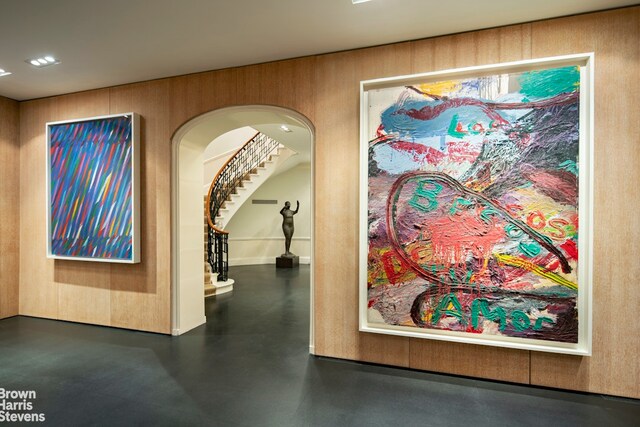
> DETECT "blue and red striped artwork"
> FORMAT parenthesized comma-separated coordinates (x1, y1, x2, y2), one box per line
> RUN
(48, 115, 136, 261)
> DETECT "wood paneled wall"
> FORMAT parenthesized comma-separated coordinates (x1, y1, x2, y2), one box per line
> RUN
(15, 7, 639, 398)
(528, 9, 640, 398)
(0, 96, 19, 319)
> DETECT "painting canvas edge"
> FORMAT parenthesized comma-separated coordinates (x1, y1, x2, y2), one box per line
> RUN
(359, 53, 594, 356)
(45, 112, 141, 264)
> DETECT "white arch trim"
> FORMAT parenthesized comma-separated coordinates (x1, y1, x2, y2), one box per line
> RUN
(171, 105, 315, 353)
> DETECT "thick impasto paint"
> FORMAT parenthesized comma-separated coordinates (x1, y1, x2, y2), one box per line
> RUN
(48, 116, 135, 261)
(366, 65, 582, 345)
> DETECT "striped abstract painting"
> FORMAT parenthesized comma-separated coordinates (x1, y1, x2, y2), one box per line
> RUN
(48, 115, 135, 261)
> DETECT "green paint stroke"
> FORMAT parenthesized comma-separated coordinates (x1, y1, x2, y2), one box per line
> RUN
(433, 294, 467, 325)
(518, 241, 541, 257)
(559, 160, 578, 175)
(518, 66, 580, 99)
(505, 223, 524, 239)
(447, 114, 466, 138)
(464, 270, 473, 284)
(511, 310, 531, 331)
(533, 316, 554, 330)
(449, 197, 473, 215)
(472, 299, 507, 331)
(409, 180, 442, 213)
(480, 206, 500, 223)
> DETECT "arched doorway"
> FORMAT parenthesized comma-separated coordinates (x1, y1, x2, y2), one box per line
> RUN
(170, 105, 315, 352)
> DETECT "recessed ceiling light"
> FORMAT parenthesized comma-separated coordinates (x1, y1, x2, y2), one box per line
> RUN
(280, 125, 292, 133)
(26, 56, 60, 68)
(352, 0, 372, 4)
(0, 68, 10, 77)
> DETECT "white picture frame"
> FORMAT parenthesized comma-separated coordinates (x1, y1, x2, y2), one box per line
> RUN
(359, 54, 593, 355)
(46, 112, 140, 263)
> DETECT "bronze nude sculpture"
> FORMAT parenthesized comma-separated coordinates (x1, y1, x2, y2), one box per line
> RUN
(280, 200, 299, 258)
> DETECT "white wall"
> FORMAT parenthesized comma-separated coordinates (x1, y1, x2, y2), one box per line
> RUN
(203, 126, 257, 193)
(226, 163, 311, 265)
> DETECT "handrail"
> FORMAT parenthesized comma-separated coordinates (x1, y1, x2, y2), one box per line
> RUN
(205, 131, 259, 234)
(205, 131, 281, 282)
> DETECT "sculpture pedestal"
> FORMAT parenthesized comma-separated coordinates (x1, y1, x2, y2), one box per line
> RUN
(276, 255, 299, 268)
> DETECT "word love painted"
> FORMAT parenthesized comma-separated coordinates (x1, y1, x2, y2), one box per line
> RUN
(366, 64, 582, 345)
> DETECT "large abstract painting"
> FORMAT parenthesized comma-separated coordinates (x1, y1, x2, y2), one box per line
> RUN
(46, 113, 140, 263)
(360, 55, 593, 354)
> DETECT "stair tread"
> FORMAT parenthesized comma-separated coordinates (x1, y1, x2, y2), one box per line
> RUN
(203, 141, 287, 283)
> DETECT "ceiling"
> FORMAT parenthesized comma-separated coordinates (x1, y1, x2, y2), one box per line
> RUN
(0, 0, 634, 101)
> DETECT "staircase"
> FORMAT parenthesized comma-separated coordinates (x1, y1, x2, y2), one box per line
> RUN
(213, 145, 295, 229)
(204, 132, 296, 297)
(203, 197, 232, 297)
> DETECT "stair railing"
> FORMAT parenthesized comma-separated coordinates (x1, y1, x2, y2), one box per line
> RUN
(206, 132, 280, 281)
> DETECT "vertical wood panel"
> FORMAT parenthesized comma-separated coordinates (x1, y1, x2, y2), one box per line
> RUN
(169, 69, 237, 133)
(47, 92, 112, 325)
(109, 80, 172, 333)
(56, 262, 111, 325)
(0, 96, 19, 319)
(314, 43, 413, 367)
(528, 8, 640, 399)
(19, 99, 56, 319)
(410, 341, 530, 384)
(235, 57, 316, 123)
(19, 90, 110, 321)
(407, 25, 532, 384)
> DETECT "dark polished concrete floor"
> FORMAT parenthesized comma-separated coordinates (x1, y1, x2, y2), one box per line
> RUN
(0, 264, 638, 426)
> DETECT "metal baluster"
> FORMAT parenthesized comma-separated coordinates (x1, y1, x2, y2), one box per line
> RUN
(207, 133, 280, 283)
